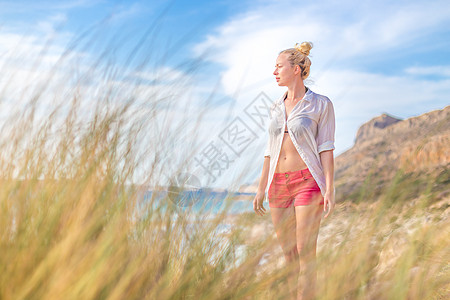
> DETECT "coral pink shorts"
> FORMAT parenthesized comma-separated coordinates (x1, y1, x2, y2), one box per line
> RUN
(268, 168, 324, 208)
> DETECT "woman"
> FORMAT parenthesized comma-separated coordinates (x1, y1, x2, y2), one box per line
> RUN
(253, 41, 336, 300)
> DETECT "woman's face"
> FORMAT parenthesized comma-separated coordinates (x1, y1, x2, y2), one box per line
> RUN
(273, 53, 298, 86)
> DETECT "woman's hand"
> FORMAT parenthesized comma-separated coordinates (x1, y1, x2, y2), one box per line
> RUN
(323, 190, 335, 218)
(253, 190, 267, 216)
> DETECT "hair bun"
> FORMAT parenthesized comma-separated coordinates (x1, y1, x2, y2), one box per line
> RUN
(295, 41, 313, 56)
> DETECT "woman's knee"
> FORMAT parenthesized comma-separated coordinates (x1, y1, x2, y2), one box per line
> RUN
(296, 239, 317, 258)
(283, 244, 298, 262)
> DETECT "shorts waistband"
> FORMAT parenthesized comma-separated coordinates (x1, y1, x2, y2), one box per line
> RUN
(273, 167, 310, 177)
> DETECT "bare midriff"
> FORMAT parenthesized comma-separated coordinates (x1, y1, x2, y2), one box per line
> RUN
(274, 124, 307, 173)
(274, 97, 308, 173)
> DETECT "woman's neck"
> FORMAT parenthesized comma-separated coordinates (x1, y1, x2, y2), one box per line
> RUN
(286, 81, 307, 101)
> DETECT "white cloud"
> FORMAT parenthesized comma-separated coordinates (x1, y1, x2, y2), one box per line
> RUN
(130, 66, 192, 84)
(405, 66, 450, 77)
(108, 3, 143, 22)
(37, 13, 68, 36)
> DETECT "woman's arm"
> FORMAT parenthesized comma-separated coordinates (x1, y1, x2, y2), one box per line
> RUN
(319, 149, 335, 218)
(253, 156, 270, 216)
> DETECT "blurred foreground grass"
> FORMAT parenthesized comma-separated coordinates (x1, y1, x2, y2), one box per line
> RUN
(1, 129, 449, 300)
(1, 28, 449, 300)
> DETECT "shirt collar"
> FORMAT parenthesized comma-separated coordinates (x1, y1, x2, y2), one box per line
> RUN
(278, 87, 313, 105)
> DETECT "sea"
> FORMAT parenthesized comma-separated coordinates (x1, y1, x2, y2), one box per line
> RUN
(141, 188, 257, 215)
(133, 188, 258, 237)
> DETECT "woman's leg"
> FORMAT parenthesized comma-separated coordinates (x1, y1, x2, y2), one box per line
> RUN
(295, 203, 323, 300)
(270, 206, 299, 300)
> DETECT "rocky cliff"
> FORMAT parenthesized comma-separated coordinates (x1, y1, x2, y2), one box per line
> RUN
(335, 105, 450, 203)
(354, 113, 402, 145)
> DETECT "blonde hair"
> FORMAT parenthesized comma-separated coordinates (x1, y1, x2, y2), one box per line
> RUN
(279, 41, 313, 79)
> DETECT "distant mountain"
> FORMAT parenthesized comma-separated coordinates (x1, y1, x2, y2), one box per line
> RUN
(335, 105, 450, 203)
(354, 113, 402, 144)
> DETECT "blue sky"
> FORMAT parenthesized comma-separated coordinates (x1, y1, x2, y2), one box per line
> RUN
(1, 0, 449, 189)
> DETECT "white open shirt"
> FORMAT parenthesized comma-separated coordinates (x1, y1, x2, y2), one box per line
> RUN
(264, 87, 336, 203)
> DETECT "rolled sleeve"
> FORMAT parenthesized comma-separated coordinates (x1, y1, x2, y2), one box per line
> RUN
(317, 99, 336, 153)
